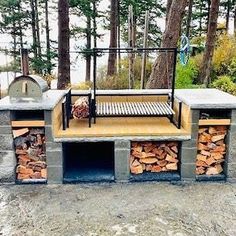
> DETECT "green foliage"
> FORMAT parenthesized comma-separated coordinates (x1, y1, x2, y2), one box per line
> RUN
(212, 34, 236, 75)
(175, 58, 199, 89)
(211, 75, 236, 96)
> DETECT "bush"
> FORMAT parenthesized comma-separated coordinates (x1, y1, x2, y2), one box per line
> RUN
(211, 75, 236, 95)
(71, 81, 92, 90)
(175, 58, 199, 88)
(212, 34, 236, 75)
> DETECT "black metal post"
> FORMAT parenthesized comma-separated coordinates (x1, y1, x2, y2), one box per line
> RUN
(93, 48, 97, 124)
(178, 101, 182, 129)
(62, 100, 66, 130)
(171, 48, 178, 109)
(88, 91, 92, 128)
(66, 89, 71, 128)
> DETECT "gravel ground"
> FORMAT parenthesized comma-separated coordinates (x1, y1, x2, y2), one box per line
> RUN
(0, 182, 236, 236)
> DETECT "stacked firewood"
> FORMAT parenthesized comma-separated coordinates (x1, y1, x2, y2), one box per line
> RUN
(130, 141, 179, 174)
(71, 97, 89, 119)
(13, 128, 47, 180)
(196, 126, 227, 175)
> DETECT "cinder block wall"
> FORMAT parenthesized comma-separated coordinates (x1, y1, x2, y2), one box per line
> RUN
(44, 110, 63, 184)
(227, 110, 236, 182)
(0, 111, 16, 183)
(180, 110, 199, 181)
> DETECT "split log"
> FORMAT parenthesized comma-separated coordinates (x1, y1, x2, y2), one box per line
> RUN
(151, 165, 162, 172)
(166, 163, 178, 170)
(140, 158, 158, 164)
(13, 128, 29, 138)
(130, 165, 143, 174)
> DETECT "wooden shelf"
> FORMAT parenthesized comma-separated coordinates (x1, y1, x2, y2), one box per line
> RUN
(11, 120, 45, 128)
(198, 119, 231, 126)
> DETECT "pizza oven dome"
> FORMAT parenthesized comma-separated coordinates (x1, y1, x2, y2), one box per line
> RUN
(8, 75, 49, 102)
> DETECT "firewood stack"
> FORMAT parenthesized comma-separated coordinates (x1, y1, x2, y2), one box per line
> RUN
(13, 128, 47, 180)
(130, 141, 179, 174)
(71, 97, 89, 119)
(196, 126, 227, 176)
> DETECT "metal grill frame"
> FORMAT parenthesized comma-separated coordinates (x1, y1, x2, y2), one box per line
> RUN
(62, 47, 182, 130)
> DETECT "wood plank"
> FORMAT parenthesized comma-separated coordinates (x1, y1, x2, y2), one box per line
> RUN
(199, 119, 231, 126)
(11, 120, 45, 127)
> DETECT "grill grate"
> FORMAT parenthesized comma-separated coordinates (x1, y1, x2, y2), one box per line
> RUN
(97, 102, 175, 116)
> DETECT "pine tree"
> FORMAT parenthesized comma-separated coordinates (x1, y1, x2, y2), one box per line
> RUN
(58, 0, 70, 89)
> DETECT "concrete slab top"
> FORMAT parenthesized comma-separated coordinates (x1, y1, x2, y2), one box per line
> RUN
(0, 90, 66, 111)
(175, 89, 236, 109)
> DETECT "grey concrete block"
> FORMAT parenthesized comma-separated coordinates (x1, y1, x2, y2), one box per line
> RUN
(46, 150, 63, 166)
(191, 110, 200, 124)
(0, 134, 14, 150)
(228, 124, 236, 148)
(182, 139, 197, 149)
(44, 111, 52, 125)
(46, 142, 62, 152)
(181, 163, 196, 179)
(115, 140, 130, 149)
(181, 148, 197, 164)
(227, 178, 236, 183)
(0, 151, 16, 167)
(231, 110, 236, 124)
(227, 163, 236, 178)
(0, 166, 15, 183)
(45, 125, 54, 142)
(114, 148, 130, 181)
(0, 111, 10, 125)
(0, 126, 12, 134)
(191, 124, 199, 140)
(47, 166, 63, 184)
(227, 147, 236, 163)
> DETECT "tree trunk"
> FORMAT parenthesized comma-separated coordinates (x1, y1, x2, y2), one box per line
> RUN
(234, 5, 236, 36)
(45, 0, 51, 74)
(199, 2, 203, 36)
(117, 0, 121, 72)
(30, 0, 38, 58)
(93, 0, 97, 48)
(186, 0, 193, 37)
(17, 0, 23, 48)
(57, 0, 70, 89)
(107, 0, 117, 76)
(35, 0, 41, 59)
(200, 0, 220, 86)
(85, 15, 91, 82)
(226, 0, 231, 32)
(165, 0, 172, 26)
(146, 0, 188, 89)
(206, 0, 211, 32)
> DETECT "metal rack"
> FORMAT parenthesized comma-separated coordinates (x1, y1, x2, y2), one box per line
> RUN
(62, 47, 182, 130)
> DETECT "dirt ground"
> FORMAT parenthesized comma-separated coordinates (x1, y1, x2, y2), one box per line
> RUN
(0, 182, 236, 236)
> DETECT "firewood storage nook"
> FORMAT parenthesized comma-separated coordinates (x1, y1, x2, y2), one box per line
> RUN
(196, 109, 231, 181)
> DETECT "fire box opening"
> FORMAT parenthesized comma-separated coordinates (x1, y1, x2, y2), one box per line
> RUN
(63, 142, 114, 183)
